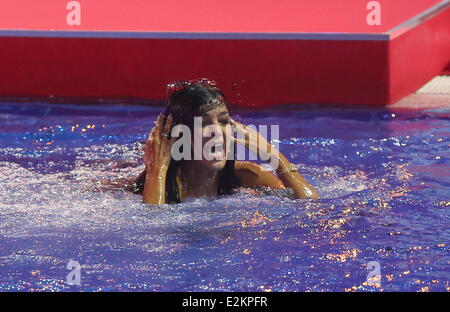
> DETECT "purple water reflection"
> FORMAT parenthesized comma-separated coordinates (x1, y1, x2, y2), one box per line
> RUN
(0, 101, 449, 291)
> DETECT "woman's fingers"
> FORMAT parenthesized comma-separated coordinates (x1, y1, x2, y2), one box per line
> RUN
(230, 119, 250, 141)
(147, 114, 161, 141)
(231, 119, 251, 132)
(161, 114, 173, 139)
(144, 132, 155, 168)
(148, 126, 155, 141)
(231, 127, 269, 156)
(230, 118, 243, 131)
(154, 113, 165, 141)
(230, 119, 259, 146)
(144, 113, 175, 170)
(230, 119, 244, 131)
(231, 136, 247, 147)
(233, 121, 268, 149)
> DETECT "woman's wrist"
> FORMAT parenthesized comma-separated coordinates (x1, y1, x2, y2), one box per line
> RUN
(276, 156, 301, 178)
(275, 154, 290, 170)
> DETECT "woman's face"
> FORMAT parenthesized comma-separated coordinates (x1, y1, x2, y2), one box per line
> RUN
(192, 105, 231, 171)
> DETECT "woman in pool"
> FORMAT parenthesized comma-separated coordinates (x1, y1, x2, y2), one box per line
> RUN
(132, 78, 318, 204)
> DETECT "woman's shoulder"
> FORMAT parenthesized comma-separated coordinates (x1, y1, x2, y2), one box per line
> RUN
(234, 161, 285, 189)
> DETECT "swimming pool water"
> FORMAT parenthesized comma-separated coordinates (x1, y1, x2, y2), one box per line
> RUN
(0, 101, 449, 292)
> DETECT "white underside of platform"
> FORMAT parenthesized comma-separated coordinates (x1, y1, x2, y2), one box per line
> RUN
(417, 75, 450, 94)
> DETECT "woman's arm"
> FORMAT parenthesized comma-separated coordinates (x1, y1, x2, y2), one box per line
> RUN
(143, 166, 168, 204)
(142, 114, 175, 204)
(235, 161, 285, 189)
(274, 153, 319, 199)
(231, 119, 319, 199)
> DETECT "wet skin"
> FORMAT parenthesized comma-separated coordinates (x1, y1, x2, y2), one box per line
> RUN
(140, 106, 319, 204)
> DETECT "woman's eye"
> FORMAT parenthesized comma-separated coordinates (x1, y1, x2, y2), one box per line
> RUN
(220, 118, 230, 125)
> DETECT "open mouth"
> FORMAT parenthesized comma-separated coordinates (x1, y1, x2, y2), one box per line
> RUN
(206, 143, 224, 160)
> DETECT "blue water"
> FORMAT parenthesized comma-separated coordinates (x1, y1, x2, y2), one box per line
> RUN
(0, 101, 449, 292)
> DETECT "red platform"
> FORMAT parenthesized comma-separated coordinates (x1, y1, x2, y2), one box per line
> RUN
(0, 0, 448, 107)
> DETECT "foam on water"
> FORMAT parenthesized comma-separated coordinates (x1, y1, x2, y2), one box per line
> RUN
(0, 102, 449, 291)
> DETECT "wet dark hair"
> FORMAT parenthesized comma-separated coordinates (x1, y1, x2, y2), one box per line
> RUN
(165, 80, 226, 126)
(163, 80, 240, 203)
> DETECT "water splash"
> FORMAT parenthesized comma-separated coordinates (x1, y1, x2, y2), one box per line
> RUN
(0, 102, 449, 291)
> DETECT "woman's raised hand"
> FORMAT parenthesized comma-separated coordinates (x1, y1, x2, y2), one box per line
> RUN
(230, 118, 319, 199)
(144, 113, 176, 173)
(230, 118, 279, 160)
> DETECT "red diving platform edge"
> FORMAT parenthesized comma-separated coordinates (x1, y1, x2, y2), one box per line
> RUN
(0, 1, 449, 108)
